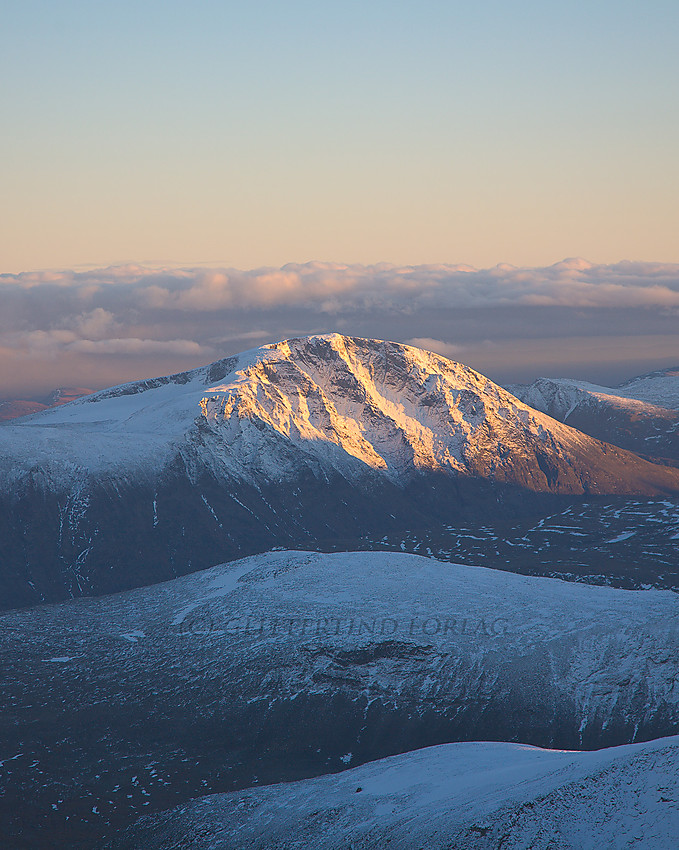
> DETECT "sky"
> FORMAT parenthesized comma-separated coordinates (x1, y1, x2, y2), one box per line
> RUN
(2, 259, 679, 397)
(1, 2, 678, 395)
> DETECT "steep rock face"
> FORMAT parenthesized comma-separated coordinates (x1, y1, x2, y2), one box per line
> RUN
(2, 335, 679, 609)
(2, 550, 678, 849)
(196, 336, 679, 492)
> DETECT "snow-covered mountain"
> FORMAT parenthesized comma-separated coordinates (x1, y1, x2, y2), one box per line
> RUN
(2, 335, 676, 490)
(0, 398, 48, 421)
(111, 736, 679, 850)
(2, 550, 678, 848)
(619, 367, 679, 409)
(508, 369, 679, 464)
(1, 334, 679, 610)
(510, 367, 679, 413)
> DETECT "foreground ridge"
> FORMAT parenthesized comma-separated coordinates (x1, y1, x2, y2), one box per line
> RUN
(2, 550, 678, 848)
(111, 735, 679, 850)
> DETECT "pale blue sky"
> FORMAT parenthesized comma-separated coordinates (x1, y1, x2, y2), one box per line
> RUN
(1, 1, 678, 271)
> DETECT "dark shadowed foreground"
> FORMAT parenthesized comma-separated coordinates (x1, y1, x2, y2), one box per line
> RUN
(1, 550, 678, 848)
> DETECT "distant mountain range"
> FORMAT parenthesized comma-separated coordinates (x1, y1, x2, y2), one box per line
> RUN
(0, 387, 92, 422)
(2, 338, 679, 849)
(508, 368, 679, 466)
(1, 334, 678, 610)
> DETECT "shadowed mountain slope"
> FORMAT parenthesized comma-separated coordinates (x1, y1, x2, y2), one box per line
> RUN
(1, 335, 678, 609)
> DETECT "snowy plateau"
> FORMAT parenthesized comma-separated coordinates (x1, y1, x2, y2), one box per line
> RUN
(1, 335, 679, 848)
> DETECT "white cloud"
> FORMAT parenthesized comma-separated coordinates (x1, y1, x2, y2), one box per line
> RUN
(405, 338, 464, 360)
(72, 308, 118, 339)
(1, 258, 679, 395)
(208, 330, 271, 345)
(4, 258, 679, 314)
(3, 329, 78, 358)
(66, 338, 211, 356)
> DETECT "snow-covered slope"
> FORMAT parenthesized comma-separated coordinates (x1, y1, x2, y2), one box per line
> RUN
(2, 334, 679, 610)
(111, 736, 679, 850)
(510, 367, 679, 412)
(509, 376, 673, 420)
(508, 370, 679, 463)
(2, 550, 679, 847)
(619, 367, 679, 409)
(1, 334, 677, 491)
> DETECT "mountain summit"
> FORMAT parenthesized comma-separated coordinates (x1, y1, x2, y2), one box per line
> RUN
(2, 334, 679, 608)
(195, 334, 678, 492)
(4, 333, 677, 493)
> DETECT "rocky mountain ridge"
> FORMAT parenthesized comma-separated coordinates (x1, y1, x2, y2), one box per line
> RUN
(508, 369, 679, 464)
(1, 335, 678, 609)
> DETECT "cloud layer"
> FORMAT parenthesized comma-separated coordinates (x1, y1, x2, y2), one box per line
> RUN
(1, 259, 678, 397)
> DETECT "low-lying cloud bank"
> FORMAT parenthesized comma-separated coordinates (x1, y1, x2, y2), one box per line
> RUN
(1, 259, 678, 397)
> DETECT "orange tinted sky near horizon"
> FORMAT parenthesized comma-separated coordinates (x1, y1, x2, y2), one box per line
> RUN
(1, 1, 678, 274)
